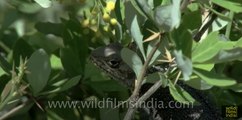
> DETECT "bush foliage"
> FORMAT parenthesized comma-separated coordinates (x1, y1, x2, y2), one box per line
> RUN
(0, 0, 242, 119)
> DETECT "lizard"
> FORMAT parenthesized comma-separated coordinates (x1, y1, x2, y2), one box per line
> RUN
(90, 43, 222, 120)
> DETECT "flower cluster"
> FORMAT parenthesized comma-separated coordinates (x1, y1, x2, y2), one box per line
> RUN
(102, 1, 118, 26)
(80, 0, 119, 40)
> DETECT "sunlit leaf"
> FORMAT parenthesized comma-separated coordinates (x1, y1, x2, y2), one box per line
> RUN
(34, 0, 52, 8)
(212, 0, 242, 13)
(154, 0, 181, 31)
(121, 48, 143, 77)
(169, 82, 196, 104)
(186, 77, 213, 90)
(193, 68, 236, 87)
(193, 32, 242, 63)
(130, 16, 146, 60)
(205, 47, 242, 63)
(50, 55, 63, 69)
(187, 64, 214, 90)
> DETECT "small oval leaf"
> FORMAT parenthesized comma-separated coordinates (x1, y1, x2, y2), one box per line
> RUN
(193, 68, 236, 87)
(169, 82, 196, 104)
(121, 48, 143, 78)
(174, 50, 193, 81)
(34, 0, 52, 8)
(27, 49, 51, 95)
(130, 16, 146, 60)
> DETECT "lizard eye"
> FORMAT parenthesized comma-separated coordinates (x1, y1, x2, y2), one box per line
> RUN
(108, 59, 120, 68)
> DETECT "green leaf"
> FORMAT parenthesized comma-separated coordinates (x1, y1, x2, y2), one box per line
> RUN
(35, 22, 64, 37)
(134, 0, 154, 19)
(169, 82, 196, 104)
(182, 9, 201, 30)
(18, 3, 42, 14)
(59, 18, 87, 76)
(192, 32, 221, 63)
(130, 16, 146, 60)
(34, 0, 52, 8)
(144, 72, 160, 84)
(174, 50, 192, 81)
(100, 107, 121, 120)
(212, 17, 229, 31)
(154, 0, 181, 31)
(193, 32, 242, 63)
(58, 75, 81, 92)
(60, 47, 83, 76)
(0, 54, 11, 75)
(186, 77, 213, 90)
(192, 32, 238, 63)
(205, 4, 232, 21)
(229, 83, 242, 92)
(187, 64, 214, 90)
(212, 0, 242, 13)
(27, 49, 51, 96)
(171, 25, 193, 57)
(193, 68, 236, 87)
(87, 80, 128, 97)
(114, 22, 123, 41)
(13, 39, 34, 66)
(50, 55, 63, 69)
(27, 33, 62, 53)
(147, 40, 163, 65)
(144, 72, 168, 87)
(125, 1, 146, 30)
(0, 67, 4, 77)
(193, 63, 214, 71)
(121, 48, 143, 77)
(40, 75, 80, 95)
(39, 78, 68, 95)
(207, 47, 242, 63)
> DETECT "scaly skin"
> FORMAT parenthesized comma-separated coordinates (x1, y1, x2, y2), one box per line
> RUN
(90, 43, 135, 87)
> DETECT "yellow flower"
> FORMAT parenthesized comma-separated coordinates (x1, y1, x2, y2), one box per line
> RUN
(91, 19, 97, 25)
(103, 25, 109, 32)
(110, 18, 117, 25)
(103, 13, 110, 21)
(105, 1, 115, 12)
(82, 19, 89, 27)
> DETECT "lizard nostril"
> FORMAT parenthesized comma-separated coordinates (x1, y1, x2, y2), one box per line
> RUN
(108, 59, 120, 68)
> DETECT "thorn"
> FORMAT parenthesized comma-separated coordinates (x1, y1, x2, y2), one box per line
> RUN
(144, 29, 160, 42)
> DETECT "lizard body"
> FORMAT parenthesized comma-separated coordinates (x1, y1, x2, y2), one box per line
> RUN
(90, 43, 222, 120)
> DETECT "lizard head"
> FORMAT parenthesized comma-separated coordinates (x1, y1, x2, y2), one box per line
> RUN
(90, 43, 135, 87)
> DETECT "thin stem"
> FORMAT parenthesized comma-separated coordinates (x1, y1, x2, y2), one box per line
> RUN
(124, 80, 162, 120)
(123, 38, 161, 120)
(225, 11, 234, 39)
